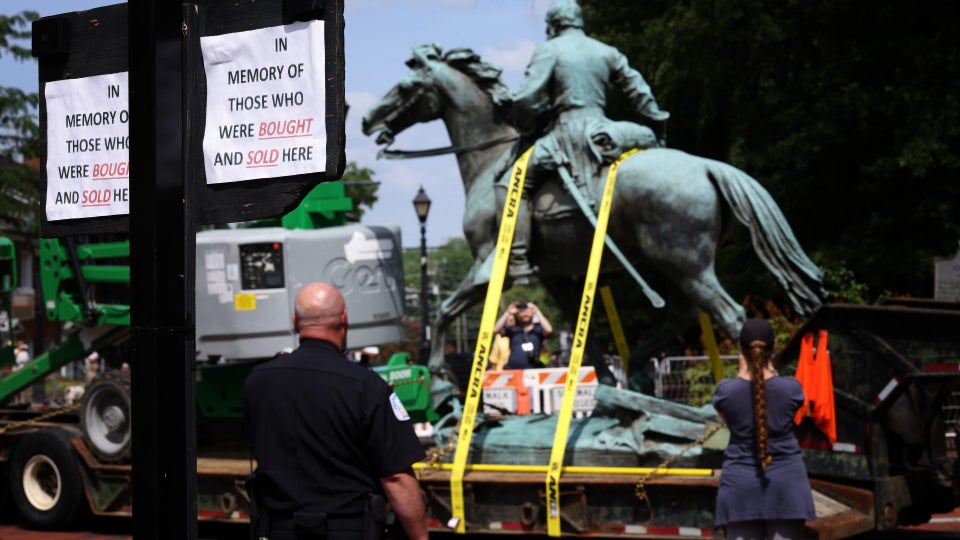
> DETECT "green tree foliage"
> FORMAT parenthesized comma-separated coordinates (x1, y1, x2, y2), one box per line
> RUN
(400, 239, 475, 357)
(0, 12, 34, 58)
(402, 237, 476, 307)
(0, 11, 39, 156)
(339, 162, 379, 222)
(0, 154, 39, 237)
(0, 11, 41, 236)
(580, 0, 960, 304)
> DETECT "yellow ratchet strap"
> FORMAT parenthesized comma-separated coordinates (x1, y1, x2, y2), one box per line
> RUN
(699, 309, 724, 383)
(545, 149, 640, 536)
(599, 284, 631, 380)
(449, 146, 533, 534)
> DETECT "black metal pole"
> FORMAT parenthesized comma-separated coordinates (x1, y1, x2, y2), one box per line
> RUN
(129, 2, 197, 539)
(419, 223, 429, 364)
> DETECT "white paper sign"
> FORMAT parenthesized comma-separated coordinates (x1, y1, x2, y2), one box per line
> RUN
(201, 20, 326, 184)
(45, 72, 130, 221)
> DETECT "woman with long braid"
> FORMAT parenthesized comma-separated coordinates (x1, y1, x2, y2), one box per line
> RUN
(712, 318, 816, 540)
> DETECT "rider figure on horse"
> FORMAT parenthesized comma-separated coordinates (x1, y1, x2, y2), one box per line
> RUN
(496, 0, 670, 280)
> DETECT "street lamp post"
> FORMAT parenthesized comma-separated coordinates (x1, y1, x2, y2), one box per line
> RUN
(412, 187, 432, 365)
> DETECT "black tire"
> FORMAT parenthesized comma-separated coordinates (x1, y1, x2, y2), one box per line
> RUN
(80, 370, 132, 462)
(9, 429, 86, 529)
(898, 505, 932, 526)
(0, 460, 11, 521)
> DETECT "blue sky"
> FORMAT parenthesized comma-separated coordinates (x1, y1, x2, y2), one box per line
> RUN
(1, 0, 553, 248)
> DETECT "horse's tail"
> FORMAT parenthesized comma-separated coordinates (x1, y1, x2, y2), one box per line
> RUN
(705, 159, 825, 316)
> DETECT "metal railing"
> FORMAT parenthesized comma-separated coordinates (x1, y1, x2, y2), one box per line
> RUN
(652, 355, 738, 406)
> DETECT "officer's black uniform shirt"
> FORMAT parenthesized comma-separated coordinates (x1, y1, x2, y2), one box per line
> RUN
(243, 339, 425, 516)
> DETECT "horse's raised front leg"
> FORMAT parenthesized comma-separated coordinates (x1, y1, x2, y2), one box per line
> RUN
(428, 255, 493, 374)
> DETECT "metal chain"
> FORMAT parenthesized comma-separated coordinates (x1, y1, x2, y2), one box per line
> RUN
(424, 430, 456, 468)
(0, 402, 83, 436)
(634, 422, 726, 525)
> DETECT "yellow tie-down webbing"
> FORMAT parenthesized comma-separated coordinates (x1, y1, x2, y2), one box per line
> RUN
(448, 146, 533, 534)
(599, 284, 631, 380)
(545, 149, 640, 537)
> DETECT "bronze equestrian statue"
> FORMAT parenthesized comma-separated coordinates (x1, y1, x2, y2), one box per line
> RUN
(362, 3, 823, 391)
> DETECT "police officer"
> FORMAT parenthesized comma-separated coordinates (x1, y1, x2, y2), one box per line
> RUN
(243, 282, 428, 540)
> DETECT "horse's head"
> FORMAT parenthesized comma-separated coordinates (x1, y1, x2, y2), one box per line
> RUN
(362, 44, 446, 146)
(363, 45, 513, 150)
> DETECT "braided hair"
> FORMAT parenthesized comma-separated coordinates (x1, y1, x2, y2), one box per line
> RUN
(746, 340, 774, 468)
(738, 318, 776, 468)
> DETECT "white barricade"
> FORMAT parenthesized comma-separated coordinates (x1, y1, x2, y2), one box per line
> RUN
(523, 367, 598, 416)
(481, 370, 530, 415)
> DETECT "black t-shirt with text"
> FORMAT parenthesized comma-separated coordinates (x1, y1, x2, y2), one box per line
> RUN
(501, 323, 545, 370)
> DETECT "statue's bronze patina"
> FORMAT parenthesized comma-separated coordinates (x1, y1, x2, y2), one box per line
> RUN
(362, 6, 823, 391)
(496, 0, 669, 281)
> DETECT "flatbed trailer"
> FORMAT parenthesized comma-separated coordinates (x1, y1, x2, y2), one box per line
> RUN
(411, 466, 885, 539)
(401, 302, 959, 539)
(0, 412, 883, 538)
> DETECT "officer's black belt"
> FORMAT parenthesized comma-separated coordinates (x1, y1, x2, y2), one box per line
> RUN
(268, 513, 365, 531)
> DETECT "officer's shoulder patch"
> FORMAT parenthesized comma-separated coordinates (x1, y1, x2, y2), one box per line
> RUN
(389, 392, 411, 421)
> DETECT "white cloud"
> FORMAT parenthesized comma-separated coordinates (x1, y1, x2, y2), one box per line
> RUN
(480, 39, 536, 81)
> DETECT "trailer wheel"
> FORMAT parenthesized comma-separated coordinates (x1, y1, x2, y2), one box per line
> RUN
(81, 370, 132, 462)
(9, 429, 85, 529)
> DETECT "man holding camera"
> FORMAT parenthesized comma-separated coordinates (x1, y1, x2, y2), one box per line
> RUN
(493, 302, 554, 370)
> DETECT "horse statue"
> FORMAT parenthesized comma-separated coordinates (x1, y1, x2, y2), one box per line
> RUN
(362, 45, 824, 389)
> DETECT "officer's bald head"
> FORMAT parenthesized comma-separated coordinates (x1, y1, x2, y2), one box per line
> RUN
(293, 282, 348, 348)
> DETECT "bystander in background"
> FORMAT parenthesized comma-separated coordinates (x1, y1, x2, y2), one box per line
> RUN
(493, 301, 553, 370)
